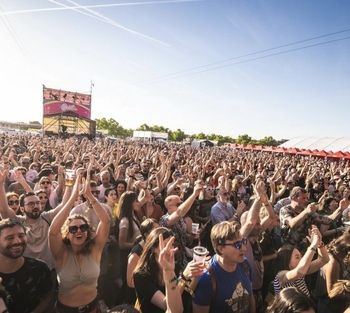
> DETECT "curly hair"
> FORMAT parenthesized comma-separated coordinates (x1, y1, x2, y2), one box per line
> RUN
(61, 214, 95, 255)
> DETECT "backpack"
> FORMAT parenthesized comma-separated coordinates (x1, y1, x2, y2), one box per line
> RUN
(207, 259, 251, 304)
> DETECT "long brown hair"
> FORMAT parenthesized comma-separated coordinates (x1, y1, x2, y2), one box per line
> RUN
(134, 227, 174, 285)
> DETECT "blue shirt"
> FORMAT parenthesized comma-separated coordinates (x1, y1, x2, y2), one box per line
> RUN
(193, 255, 253, 313)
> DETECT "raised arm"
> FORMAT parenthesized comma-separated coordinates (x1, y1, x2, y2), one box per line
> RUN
(240, 181, 264, 238)
(158, 234, 184, 313)
(165, 181, 203, 227)
(0, 169, 17, 219)
(84, 166, 110, 251)
(48, 173, 81, 261)
(278, 225, 321, 286)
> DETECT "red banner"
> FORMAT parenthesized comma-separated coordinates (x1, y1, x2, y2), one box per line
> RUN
(43, 87, 91, 119)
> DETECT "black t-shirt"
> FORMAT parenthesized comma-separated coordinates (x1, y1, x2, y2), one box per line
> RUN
(0, 257, 53, 313)
(134, 271, 165, 313)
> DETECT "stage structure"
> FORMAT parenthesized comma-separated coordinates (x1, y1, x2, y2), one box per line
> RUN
(42, 86, 96, 138)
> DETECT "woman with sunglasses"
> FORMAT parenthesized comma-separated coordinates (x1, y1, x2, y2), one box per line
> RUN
(273, 225, 329, 296)
(49, 168, 110, 313)
(6, 191, 22, 215)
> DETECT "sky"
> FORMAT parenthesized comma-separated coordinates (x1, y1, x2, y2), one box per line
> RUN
(1, 0, 350, 140)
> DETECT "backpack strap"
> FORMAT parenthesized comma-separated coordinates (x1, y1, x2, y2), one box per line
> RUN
(41, 215, 51, 226)
(242, 259, 251, 278)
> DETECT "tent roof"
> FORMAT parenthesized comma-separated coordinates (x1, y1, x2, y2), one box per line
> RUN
(280, 137, 350, 153)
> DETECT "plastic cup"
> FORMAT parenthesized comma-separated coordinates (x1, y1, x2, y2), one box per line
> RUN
(65, 169, 74, 186)
(192, 223, 199, 234)
(193, 246, 207, 265)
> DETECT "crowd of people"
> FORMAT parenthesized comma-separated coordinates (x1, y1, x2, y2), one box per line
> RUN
(1, 133, 350, 313)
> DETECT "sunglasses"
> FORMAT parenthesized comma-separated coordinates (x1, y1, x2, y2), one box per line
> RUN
(41, 181, 51, 185)
(221, 192, 229, 196)
(223, 237, 248, 250)
(22, 162, 29, 165)
(68, 224, 89, 234)
(8, 200, 19, 205)
(174, 187, 181, 191)
(91, 190, 100, 195)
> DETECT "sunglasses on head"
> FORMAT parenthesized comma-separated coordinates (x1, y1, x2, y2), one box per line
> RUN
(8, 200, 19, 205)
(223, 237, 248, 250)
(68, 224, 89, 234)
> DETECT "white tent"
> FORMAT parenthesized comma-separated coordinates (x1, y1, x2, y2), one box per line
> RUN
(280, 137, 350, 153)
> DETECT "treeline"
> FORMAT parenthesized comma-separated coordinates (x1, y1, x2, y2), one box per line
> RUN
(95, 118, 287, 146)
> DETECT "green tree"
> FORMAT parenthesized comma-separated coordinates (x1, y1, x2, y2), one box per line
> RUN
(193, 132, 206, 139)
(136, 124, 151, 131)
(169, 128, 186, 142)
(95, 118, 131, 138)
(236, 134, 253, 145)
(257, 136, 278, 146)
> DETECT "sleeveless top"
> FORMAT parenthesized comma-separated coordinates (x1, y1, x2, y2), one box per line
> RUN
(273, 271, 310, 296)
(57, 247, 100, 294)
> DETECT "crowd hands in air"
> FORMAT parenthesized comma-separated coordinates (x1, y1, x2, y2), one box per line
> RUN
(1, 134, 350, 312)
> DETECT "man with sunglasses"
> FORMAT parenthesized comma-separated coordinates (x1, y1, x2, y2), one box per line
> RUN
(193, 218, 259, 313)
(210, 187, 245, 226)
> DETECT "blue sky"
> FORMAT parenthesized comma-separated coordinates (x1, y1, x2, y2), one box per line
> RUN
(1, 0, 349, 140)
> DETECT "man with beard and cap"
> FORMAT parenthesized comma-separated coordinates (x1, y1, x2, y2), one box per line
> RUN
(0, 219, 53, 313)
(0, 168, 72, 277)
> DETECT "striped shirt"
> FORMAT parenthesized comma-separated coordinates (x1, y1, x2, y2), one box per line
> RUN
(273, 272, 310, 296)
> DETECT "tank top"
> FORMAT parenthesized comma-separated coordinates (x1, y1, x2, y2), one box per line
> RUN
(57, 247, 100, 294)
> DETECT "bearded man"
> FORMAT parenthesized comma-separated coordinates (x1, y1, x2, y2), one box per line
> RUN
(0, 219, 53, 313)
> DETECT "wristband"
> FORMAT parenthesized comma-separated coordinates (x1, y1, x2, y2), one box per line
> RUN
(318, 241, 325, 249)
(308, 246, 317, 253)
(164, 275, 177, 285)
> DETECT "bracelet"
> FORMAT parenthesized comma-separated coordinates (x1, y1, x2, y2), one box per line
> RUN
(89, 198, 97, 209)
(308, 246, 317, 253)
(164, 275, 177, 285)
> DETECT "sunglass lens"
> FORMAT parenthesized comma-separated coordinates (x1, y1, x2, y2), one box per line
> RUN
(69, 226, 78, 233)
